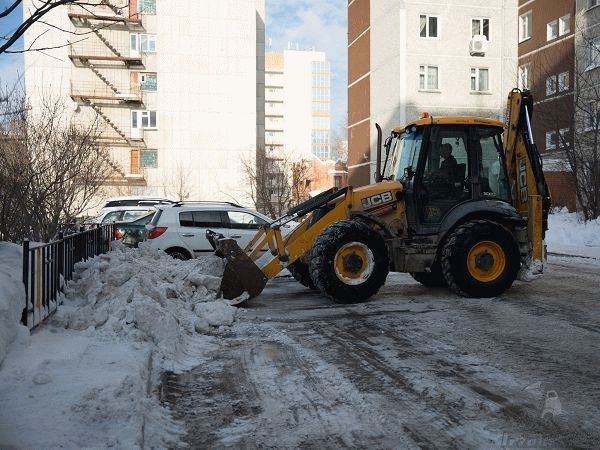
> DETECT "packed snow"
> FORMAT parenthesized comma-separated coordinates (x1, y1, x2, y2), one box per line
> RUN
(0, 208, 599, 447)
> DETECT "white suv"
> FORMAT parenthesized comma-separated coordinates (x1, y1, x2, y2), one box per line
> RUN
(145, 202, 273, 260)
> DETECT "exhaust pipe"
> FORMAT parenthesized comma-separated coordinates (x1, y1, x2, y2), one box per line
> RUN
(375, 123, 382, 182)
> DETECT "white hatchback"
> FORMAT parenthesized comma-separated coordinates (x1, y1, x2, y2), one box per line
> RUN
(145, 202, 274, 260)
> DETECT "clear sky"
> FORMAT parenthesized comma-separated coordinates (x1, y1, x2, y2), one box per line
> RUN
(0, 1, 347, 132)
(265, 0, 347, 136)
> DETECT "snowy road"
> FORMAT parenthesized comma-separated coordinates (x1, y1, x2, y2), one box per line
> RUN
(161, 257, 600, 449)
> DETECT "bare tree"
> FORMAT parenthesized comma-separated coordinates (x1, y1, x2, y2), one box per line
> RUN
(0, 1, 131, 56)
(525, 21, 600, 220)
(330, 114, 348, 162)
(162, 161, 192, 202)
(0, 88, 115, 241)
(242, 147, 313, 218)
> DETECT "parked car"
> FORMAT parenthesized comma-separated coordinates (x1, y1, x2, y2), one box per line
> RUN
(114, 212, 155, 247)
(145, 202, 277, 260)
(97, 196, 175, 219)
(90, 206, 158, 224)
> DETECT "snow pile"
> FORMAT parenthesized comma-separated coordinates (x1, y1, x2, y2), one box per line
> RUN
(0, 242, 27, 365)
(53, 242, 237, 368)
(546, 208, 600, 259)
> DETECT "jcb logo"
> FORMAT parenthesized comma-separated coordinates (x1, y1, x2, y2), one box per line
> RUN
(361, 191, 393, 209)
(519, 159, 528, 204)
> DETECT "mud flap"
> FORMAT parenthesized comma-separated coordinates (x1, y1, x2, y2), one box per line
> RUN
(213, 238, 268, 302)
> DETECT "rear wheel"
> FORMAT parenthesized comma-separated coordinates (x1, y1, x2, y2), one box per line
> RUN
(166, 248, 191, 260)
(410, 261, 446, 287)
(309, 220, 389, 304)
(287, 260, 317, 290)
(441, 220, 519, 297)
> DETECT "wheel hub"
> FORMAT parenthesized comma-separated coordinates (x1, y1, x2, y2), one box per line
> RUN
(467, 241, 506, 282)
(343, 253, 364, 273)
(475, 252, 495, 271)
(334, 242, 375, 285)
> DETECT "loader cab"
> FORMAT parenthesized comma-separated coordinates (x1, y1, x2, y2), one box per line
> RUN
(383, 119, 511, 234)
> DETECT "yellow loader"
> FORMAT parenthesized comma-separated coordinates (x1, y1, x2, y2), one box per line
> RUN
(207, 89, 551, 303)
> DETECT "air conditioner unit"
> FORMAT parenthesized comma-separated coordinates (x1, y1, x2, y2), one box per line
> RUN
(469, 34, 488, 56)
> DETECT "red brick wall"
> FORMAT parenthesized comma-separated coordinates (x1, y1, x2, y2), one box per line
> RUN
(545, 171, 576, 212)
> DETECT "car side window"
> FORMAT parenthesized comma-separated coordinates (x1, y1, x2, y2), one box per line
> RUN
(179, 211, 224, 228)
(228, 211, 267, 230)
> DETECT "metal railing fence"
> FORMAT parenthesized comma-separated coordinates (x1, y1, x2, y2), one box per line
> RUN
(21, 224, 115, 329)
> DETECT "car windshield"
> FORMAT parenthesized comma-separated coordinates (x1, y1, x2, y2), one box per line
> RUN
(384, 126, 424, 182)
(131, 212, 155, 225)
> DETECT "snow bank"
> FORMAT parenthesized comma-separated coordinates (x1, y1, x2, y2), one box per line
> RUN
(546, 209, 600, 259)
(54, 241, 237, 368)
(0, 242, 27, 365)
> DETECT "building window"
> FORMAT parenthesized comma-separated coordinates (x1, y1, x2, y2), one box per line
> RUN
(518, 63, 531, 90)
(546, 76, 558, 96)
(132, 110, 157, 129)
(585, 36, 600, 70)
(585, 101, 599, 131)
(419, 65, 439, 90)
(547, 20, 558, 41)
(140, 73, 157, 91)
(558, 128, 570, 149)
(141, 149, 158, 168)
(140, 34, 156, 53)
(138, 0, 156, 14)
(470, 68, 489, 92)
(519, 11, 532, 42)
(419, 15, 438, 38)
(472, 18, 490, 39)
(558, 71, 569, 92)
(588, 0, 599, 9)
(559, 15, 570, 35)
(545, 131, 557, 150)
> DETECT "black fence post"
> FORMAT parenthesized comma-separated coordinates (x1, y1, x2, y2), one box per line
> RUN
(21, 240, 29, 326)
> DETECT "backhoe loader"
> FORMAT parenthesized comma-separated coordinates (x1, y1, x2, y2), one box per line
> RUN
(207, 89, 551, 303)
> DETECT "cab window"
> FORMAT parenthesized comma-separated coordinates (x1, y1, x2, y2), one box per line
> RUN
(477, 127, 511, 202)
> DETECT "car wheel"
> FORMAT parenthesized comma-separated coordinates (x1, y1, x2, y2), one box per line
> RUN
(309, 220, 389, 304)
(441, 220, 520, 297)
(166, 248, 191, 260)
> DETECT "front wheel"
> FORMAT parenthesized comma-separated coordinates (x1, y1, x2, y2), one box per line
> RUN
(309, 220, 389, 304)
(287, 260, 318, 290)
(441, 220, 520, 297)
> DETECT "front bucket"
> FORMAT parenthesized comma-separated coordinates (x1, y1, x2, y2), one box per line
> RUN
(214, 238, 268, 301)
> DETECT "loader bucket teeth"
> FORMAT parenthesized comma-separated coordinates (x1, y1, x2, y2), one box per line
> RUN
(215, 238, 268, 301)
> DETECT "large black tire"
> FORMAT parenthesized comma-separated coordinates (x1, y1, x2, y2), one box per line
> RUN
(309, 220, 389, 304)
(410, 261, 446, 287)
(287, 260, 318, 290)
(441, 220, 520, 298)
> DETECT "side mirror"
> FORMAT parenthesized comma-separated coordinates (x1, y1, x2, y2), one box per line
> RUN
(404, 166, 414, 180)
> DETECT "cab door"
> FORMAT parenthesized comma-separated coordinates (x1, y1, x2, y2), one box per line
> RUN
(415, 125, 472, 228)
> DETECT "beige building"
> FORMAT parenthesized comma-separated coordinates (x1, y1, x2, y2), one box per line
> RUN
(265, 49, 331, 160)
(347, 0, 518, 186)
(24, 0, 265, 209)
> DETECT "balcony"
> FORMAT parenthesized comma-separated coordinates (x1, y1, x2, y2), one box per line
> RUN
(69, 43, 144, 68)
(71, 82, 143, 105)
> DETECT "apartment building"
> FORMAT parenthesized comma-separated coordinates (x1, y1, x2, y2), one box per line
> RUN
(265, 49, 332, 160)
(518, 0, 576, 210)
(24, 0, 265, 209)
(348, 0, 518, 186)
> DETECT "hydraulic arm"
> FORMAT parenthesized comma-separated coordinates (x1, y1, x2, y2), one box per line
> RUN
(503, 89, 552, 275)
